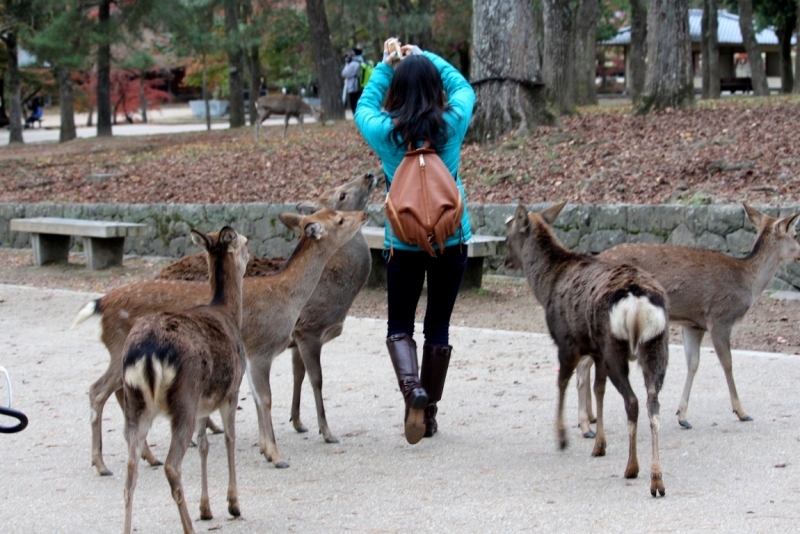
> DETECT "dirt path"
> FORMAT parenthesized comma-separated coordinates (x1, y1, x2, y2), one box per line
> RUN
(1, 246, 799, 355)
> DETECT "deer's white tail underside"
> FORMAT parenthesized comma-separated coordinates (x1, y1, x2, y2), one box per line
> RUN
(609, 294, 667, 360)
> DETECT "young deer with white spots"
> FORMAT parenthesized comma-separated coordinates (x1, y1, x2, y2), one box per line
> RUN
(504, 202, 669, 497)
(75, 209, 368, 476)
(157, 172, 379, 445)
(575, 204, 800, 434)
(122, 227, 249, 534)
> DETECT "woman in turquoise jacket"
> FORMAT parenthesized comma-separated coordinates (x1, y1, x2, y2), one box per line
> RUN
(355, 39, 475, 445)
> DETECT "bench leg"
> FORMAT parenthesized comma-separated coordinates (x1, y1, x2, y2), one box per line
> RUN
(84, 237, 125, 270)
(30, 233, 71, 266)
(460, 257, 484, 291)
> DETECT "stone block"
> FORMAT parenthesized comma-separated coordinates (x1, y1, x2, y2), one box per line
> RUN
(706, 204, 744, 235)
(587, 204, 627, 232)
(553, 228, 580, 250)
(666, 223, 696, 247)
(628, 232, 665, 245)
(628, 205, 684, 234)
(696, 231, 728, 253)
(576, 230, 627, 254)
(683, 205, 709, 234)
(726, 229, 757, 257)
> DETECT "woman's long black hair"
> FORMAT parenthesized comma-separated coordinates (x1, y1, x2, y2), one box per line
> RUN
(384, 55, 451, 151)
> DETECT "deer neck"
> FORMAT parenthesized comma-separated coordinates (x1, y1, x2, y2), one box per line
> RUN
(208, 258, 244, 328)
(740, 232, 783, 300)
(524, 225, 576, 303)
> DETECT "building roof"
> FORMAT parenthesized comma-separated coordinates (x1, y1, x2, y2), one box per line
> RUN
(602, 9, 796, 46)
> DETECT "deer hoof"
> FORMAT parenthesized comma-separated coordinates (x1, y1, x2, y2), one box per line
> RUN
(293, 423, 309, 433)
(650, 473, 665, 497)
(591, 442, 606, 457)
(274, 460, 289, 469)
(678, 420, 692, 429)
(228, 500, 241, 518)
(582, 430, 596, 439)
(736, 412, 753, 422)
(99, 468, 113, 477)
(557, 430, 568, 450)
(590, 418, 597, 424)
(200, 506, 213, 521)
(325, 436, 340, 444)
(149, 459, 164, 467)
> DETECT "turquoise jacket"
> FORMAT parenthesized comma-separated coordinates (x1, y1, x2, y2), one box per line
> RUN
(355, 51, 475, 252)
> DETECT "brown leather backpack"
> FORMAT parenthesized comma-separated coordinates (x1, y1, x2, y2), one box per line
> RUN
(385, 141, 464, 256)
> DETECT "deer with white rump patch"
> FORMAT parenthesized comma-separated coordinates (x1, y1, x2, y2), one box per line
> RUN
(122, 227, 249, 534)
(75, 209, 368, 475)
(504, 202, 669, 497)
(157, 172, 379, 444)
(575, 203, 800, 434)
(254, 94, 324, 140)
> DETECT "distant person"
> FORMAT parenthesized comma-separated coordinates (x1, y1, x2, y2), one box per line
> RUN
(259, 77, 267, 96)
(341, 47, 365, 113)
(24, 99, 42, 129)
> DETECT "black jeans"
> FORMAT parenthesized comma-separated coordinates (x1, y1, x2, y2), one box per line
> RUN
(348, 90, 362, 113)
(386, 245, 468, 346)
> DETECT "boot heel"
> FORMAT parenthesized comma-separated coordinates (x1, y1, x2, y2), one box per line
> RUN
(410, 390, 429, 410)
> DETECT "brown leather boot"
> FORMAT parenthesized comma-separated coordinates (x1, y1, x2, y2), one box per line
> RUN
(420, 343, 452, 437)
(386, 334, 428, 444)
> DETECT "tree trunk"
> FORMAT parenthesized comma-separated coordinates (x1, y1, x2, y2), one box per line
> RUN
(738, 0, 769, 96)
(467, 0, 554, 144)
(224, 0, 246, 128)
(97, 0, 113, 137)
(702, 0, 720, 99)
(139, 74, 148, 123)
(778, 22, 794, 93)
(202, 55, 211, 131)
(634, 0, 694, 114)
(573, 0, 598, 106)
(629, 0, 646, 102)
(0, 75, 8, 127)
(543, 0, 575, 115)
(248, 45, 260, 126)
(306, 0, 345, 120)
(795, 0, 800, 95)
(56, 66, 77, 143)
(4, 31, 24, 144)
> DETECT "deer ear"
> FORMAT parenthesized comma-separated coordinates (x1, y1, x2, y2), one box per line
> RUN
(297, 201, 322, 215)
(304, 221, 326, 240)
(540, 201, 567, 225)
(190, 229, 211, 251)
(743, 203, 766, 228)
(777, 212, 800, 235)
(218, 226, 237, 246)
(514, 204, 530, 233)
(278, 212, 303, 232)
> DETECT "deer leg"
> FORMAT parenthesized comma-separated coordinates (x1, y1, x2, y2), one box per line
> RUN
(297, 335, 337, 443)
(676, 327, 704, 429)
(605, 351, 639, 479)
(282, 114, 289, 139)
(290, 346, 309, 434)
(255, 109, 270, 141)
(298, 114, 306, 136)
(89, 366, 123, 476)
(123, 392, 154, 534)
(247, 357, 288, 468)
(205, 418, 224, 435)
(196, 416, 213, 521)
(576, 355, 595, 438)
(219, 397, 241, 518)
(114, 388, 162, 466)
(641, 340, 667, 497)
(710, 325, 751, 422)
(591, 359, 608, 457)
(555, 347, 579, 450)
(164, 411, 198, 534)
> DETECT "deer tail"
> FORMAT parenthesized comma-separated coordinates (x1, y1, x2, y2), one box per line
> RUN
(609, 293, 667, 360)
(72, 299, 101, 328)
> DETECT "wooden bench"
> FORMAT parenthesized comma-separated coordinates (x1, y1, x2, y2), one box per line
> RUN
(360, 226, 506, 290)
(10, 217, 149, 270)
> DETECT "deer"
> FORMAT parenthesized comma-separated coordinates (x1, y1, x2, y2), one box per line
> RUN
(504, 202, 669, 497)
(574, 203, 800, 435)
(157, 172, 378, 445)
(122, 227, 249, 534)
(75, 208, 369, 476)
(254, 94, 324, 140)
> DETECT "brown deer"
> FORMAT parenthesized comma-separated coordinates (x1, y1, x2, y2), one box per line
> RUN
(505, 202, 668, 497)
(254, 94, 324, 140)
(122, 227, 249, 534)
(75, 209, 368, 475)
(157, 172, 378, 444)
(575, 203, 800, 434)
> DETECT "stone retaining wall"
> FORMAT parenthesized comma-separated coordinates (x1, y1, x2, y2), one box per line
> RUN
(2, 202, 799, 290)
